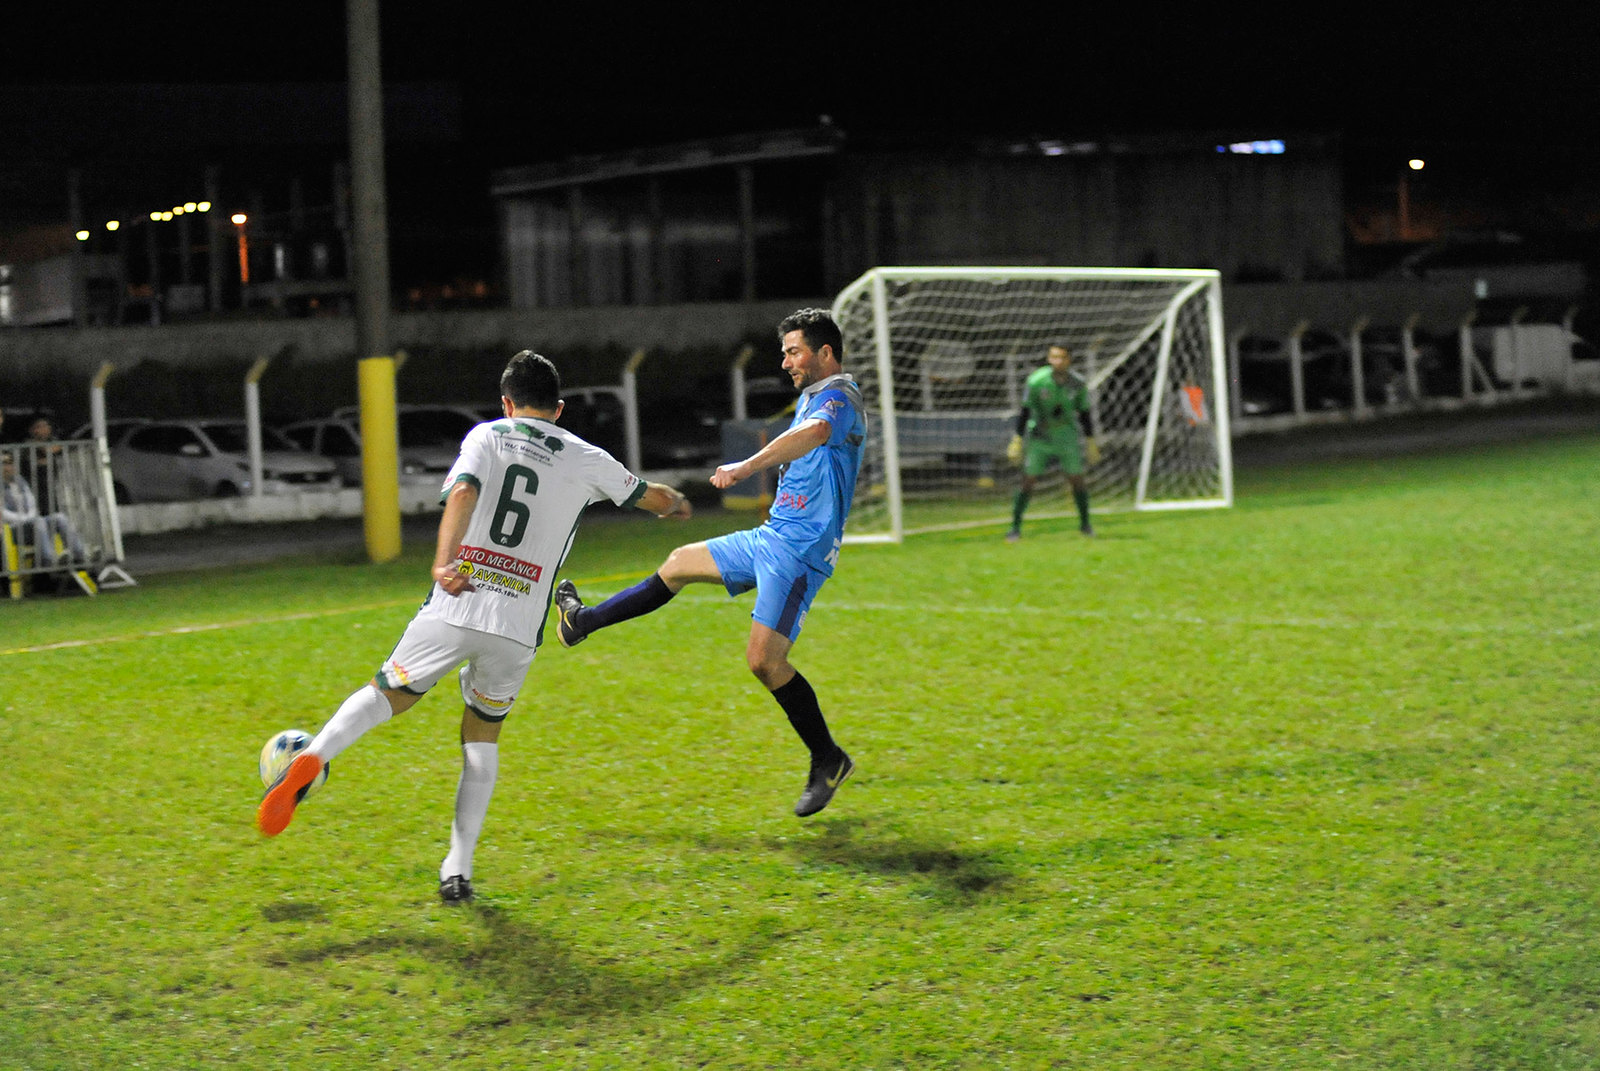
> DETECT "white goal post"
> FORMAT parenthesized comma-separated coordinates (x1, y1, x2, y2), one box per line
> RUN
(831, 266, 1234, 543)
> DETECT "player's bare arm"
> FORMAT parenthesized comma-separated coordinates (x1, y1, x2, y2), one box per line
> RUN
(637, 482, 693, 519)
(711, 417, 830, 489)
(432, 481, 480, 595)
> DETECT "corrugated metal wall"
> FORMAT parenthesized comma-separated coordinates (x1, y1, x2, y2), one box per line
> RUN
(498, 141, 1346, 309)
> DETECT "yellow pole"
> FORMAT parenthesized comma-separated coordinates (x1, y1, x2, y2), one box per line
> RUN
(2, 523, 23, 599)
(358, 356, 402, 563)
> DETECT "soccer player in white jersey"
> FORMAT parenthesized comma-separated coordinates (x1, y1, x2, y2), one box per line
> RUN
(554, 308, 867, 818)
(257, 350, 692, 903)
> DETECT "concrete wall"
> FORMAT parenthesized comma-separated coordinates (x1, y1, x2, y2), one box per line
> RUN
(0, 282, 1489, 394)
(1224, 278, 1479, 337)
(0, 299, 819, 383)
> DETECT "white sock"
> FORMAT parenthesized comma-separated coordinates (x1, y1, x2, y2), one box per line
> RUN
(309, 685, 394, 763)
(440, 742, 499, 882)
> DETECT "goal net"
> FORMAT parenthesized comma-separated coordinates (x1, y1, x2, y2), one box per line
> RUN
(831, 267, 1233, 542)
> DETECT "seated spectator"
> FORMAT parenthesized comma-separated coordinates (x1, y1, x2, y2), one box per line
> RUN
(27, 414, 57, 445)
(2, 452, 88, 569)
(26, 413, 63, 512)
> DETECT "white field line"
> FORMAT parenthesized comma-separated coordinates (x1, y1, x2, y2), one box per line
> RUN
(3, 583, 1593, 657)
(828, 602, 1598, 638)
(0, 598, 423, 657)
(0, 569, 652, 658)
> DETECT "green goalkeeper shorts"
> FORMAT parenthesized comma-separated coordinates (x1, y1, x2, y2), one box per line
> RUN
(1023, 433, 1083, 477)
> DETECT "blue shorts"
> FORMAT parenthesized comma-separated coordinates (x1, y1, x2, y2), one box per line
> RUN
(706, 526, 825, 642)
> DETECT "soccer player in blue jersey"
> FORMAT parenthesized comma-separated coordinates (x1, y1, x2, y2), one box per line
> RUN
(554, 308, 868, 817)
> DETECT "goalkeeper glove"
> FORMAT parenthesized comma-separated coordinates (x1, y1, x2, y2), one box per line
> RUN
(1006, 435, 1023, 464)
(1085, 437, 1102, 466)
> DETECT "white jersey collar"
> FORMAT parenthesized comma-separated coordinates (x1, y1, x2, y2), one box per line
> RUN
(801, 372, 857, 400)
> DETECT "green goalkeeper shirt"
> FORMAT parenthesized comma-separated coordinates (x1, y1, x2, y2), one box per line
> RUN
(1022, 365, 1091, 441)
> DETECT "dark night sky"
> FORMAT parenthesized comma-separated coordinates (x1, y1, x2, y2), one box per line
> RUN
(5, 3, 1599, 279)
(10, 4, 1599, 158)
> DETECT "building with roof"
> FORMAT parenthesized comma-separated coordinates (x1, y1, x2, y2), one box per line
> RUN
(490, 125, 1347, 309)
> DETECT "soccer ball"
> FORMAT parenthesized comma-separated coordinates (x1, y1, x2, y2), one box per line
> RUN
(258, 729, 329, 801)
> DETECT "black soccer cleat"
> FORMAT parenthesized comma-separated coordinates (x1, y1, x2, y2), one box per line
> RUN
(439, 875, 474, 904)
(795, 750, 855, 817)
(553, 579, 588, 648)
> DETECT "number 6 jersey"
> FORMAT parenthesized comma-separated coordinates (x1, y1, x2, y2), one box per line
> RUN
(419, 415, 647, 647)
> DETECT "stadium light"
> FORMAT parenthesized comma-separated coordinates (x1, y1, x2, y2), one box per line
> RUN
(75, 230, 90, 241)
(184, 202, 198, 212)
(197, 201, 212, 212)
(149, 211, 163, 221)
(105, 220, 120, 232)
(1397, 159, 1427, 240)
(233, 213, 250, 285)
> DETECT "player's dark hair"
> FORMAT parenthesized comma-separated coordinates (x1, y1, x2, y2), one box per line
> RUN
(778, 308, 844, 363)
(500, 350, 561, 411)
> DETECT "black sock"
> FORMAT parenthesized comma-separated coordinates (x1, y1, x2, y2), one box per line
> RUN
(770, 672, 838, 760)
(1073, 486, 1090, 528)
(578, 572, 676, 634)
(1010, 490, 1031, 530)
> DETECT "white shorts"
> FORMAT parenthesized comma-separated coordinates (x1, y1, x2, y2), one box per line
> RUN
(376, 614, 536, 722)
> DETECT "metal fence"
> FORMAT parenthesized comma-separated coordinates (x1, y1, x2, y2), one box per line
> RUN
(2, 440, 127, 597)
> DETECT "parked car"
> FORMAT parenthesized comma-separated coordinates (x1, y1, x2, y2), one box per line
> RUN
(280, 413, 457, 488)
(481, 386, 647, 463)
(637, 400, 723, 472)
(69, 417, 151, 443)
(537, 386, 628, 458)
(108, 419, 341, 503)
(488, 387, 727, 481)
(549, 387, 723, 475)
(330, 403, 484, 457)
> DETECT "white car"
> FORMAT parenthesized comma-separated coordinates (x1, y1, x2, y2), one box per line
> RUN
(68, 417, 151, 443)
(280, 414, 457, 488)
(109, 419, 342, 503)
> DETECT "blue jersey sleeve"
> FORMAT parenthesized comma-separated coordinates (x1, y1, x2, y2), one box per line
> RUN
(812, 389, 862, 446)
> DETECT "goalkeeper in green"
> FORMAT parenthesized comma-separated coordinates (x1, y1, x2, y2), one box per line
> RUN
(1005, 344, 1100, 541)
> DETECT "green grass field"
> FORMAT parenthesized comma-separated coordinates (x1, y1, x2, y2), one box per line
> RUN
(3, 422, 1599, 1069)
